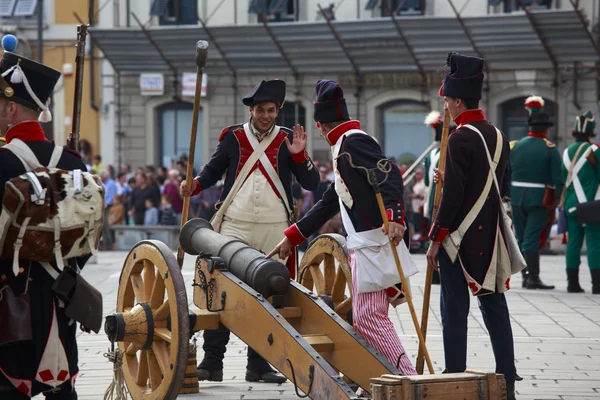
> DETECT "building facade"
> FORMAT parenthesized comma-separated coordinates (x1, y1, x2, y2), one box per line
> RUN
(81, 0, 600, 170)
(1, 0, 101, 159)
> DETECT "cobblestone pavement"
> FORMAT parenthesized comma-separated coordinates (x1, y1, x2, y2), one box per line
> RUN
(43, 251, 599, 400)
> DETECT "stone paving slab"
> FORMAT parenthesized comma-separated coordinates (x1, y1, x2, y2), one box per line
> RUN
(31, 252, 600, 399)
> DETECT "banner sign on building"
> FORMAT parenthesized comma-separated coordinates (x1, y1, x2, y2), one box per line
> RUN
(139, 73, 164, 96)
(181, 72, 208, 97)
(337, 71, 445, 89)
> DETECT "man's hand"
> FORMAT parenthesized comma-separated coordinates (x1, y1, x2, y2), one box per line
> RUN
(433, 168, 444, 185)
(285, 124, 307, 155)
(266, 236, 294, 260)
(426, 241, 441, 271)
(180, 179, 198, 197)
(382, 221, 406, 246)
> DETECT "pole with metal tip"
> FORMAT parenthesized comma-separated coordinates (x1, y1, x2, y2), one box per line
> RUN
(415, 109, 451, 374)
(367, 169, 435, 375)
(177, 40, 209, 268)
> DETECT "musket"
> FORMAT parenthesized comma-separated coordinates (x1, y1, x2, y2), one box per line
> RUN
(402, 141, 439, 182)
(66, 24, 89, 152)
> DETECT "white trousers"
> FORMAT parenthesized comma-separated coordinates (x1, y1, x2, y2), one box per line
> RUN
(220, 216, 288, 264)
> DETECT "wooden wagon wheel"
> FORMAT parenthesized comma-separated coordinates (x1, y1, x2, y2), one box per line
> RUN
(298, 234, 353, 322)
(115, 240, 190, 400)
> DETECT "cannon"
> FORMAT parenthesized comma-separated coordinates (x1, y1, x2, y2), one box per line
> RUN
(104, 219, 399, 399)
(179, 218, 289, 298)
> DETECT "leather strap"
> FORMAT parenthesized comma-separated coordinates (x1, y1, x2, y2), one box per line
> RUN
(560, 143, 586, 207)
(243, 124, 294, 221)
(211, 123, 280, 225)
(446, 125, 502, 246)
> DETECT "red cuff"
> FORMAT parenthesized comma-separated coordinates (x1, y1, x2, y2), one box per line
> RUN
(428, 224, 449, 243)
(386, 209, 405, 226)
(284, 223, 307, 246)
(192, 178, 202, 196)
(291, 149, 309, 164)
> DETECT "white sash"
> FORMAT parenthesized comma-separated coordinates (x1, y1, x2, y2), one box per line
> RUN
(242, 123, 293, 221)
(562, 143, 600, 204)
(332, 129, 418, 294)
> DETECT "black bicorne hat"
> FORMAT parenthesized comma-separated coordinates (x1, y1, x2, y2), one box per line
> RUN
(528, 112, 554, 128)
(243, 80, 286, 108)
(0, 50, 60, 121)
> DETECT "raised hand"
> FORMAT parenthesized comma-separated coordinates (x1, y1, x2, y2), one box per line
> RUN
(285, 124, 307, 155)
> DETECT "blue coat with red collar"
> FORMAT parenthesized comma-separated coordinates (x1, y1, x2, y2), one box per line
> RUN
(285, 121, 406, 246)
(428, 110, 511, 295)
(193, 123, 319, 214)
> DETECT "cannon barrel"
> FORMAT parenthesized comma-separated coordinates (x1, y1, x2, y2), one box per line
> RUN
(180, 218, 290, 298)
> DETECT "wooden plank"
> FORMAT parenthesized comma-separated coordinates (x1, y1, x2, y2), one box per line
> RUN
(190, 308, 220, 331)
(486, 372, 498, 399)
(303, 334, 334, 353)
(418, 380, 481, 397)
(373, 372, 482, 385)
(277, 306, 302, 319)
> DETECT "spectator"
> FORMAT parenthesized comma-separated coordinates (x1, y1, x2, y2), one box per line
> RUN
(325, 161, 335, 182)
(129, 173, 157, 225)
(100, 169, 118, 250)
(144, 198, 159, 226)
(108, 194, 125, 227)
(92, 155, 104, 174)
(122, 164, 133, 181)
(116, 172, 127, 196)
(409, 168, 427, 234)
(162, 169, 184, 222)
(157, 166, 167, 181)
(314, 166, 331, 203)
(159, 194, 177, 225)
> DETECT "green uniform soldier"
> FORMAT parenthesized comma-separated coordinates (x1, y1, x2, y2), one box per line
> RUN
(510, 96, 563, 289)
(423, 111, 443, 284)
(562, 110, 600, 294)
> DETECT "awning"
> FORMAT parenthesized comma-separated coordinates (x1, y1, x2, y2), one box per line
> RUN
(89, 9, 600, 76)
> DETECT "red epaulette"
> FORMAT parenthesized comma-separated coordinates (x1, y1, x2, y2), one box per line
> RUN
(62, 146, 83, 159)
(218, 124, 243, 142)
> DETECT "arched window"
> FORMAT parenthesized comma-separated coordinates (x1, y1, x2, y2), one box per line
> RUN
(500, 97, 557, 142)
(156, 102, 203, 170)
(276, 101, 306, 129)
(379, 100, 431, 164)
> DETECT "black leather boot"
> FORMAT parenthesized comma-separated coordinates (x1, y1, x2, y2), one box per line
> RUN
(521, 268, 528, 288)
(197, 368, 223, 381)
(506, 380, 516, 400)
(524, 252, 555, 290)
(567, 268, 585, 293)
(591, 269, 600, 295)
(432, 269, 440, 285)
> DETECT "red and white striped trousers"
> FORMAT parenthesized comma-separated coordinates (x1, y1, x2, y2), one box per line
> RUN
(349, 250, 417, 376)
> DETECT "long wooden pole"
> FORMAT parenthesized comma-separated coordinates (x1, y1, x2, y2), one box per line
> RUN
(368, 170, 435, 375)
(177, 41, 209, 268)
(415, 109, 451, 373)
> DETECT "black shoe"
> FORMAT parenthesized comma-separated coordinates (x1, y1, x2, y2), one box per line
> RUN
(526, 276, 555, 290)
(567, 269, 585, 293)
(506, 380, 516, 400)
(197, 368, 223, 382)
(521, 270, 528, 288)
(524, 253, 554, 290)
(245, 369, 287, 383)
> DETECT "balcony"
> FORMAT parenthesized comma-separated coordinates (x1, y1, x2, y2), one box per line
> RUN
(0, 0, 40, 27)
(366, 0, 424, 17)
(249, 0, 297, 23)
(150, 0, 197, 26)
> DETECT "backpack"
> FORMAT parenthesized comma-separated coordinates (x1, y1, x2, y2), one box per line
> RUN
(0, 139, 104, 276)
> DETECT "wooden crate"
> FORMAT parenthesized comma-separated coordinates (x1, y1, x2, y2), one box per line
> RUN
(371, 370, 506, 400)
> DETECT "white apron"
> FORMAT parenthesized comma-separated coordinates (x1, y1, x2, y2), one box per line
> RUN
(332, 130, 418, 294)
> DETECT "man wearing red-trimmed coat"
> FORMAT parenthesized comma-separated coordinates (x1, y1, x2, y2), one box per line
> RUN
(268, 79, 418, 377)
(180, 79, 318, 384)
(425, 53, 519, 400)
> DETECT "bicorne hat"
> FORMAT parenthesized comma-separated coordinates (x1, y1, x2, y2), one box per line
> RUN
(313, 79, 350, 123)
(528, 112, 554, 128)
(574, 110, 595, 135)
(243, 80, 286, 108)
(439, 52, 484, 101)
(1, 35, 60, 122)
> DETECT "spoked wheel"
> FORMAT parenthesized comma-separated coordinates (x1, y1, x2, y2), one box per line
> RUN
(115, 240, 190, 400)
(298, 234, 353, 322)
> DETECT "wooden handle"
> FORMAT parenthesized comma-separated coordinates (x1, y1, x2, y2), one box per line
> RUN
(416, 109, 451, 373)
(374, 192, 435, 375)
(177, 65, 206, 268)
